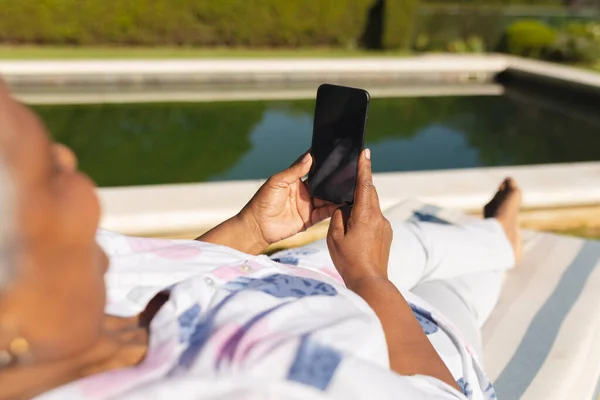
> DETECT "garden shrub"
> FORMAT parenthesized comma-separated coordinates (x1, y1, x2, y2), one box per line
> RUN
(502, 20, 557, 58)
(549, 22, 600, 63)
(414, 34, 486, 53)
(499, 19, 600, 64)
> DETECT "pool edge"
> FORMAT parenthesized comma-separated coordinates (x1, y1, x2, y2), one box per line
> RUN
(99, 161, 600, 236)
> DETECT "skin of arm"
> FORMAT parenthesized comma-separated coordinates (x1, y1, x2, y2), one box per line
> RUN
(327, 150, 460, 392)
(348, 277, 459, 390)
(197, 213, 268, 255)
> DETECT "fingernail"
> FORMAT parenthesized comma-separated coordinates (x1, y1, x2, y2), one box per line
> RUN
(364, 148, 371, 160)
(302, 153, 311, 163)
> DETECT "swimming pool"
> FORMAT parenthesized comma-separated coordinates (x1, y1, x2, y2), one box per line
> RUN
(34, 92, 600, 187)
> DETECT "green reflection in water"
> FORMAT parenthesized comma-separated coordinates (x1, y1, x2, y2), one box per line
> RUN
(33, 94, 600, 187)
(34, 101, 265, 186)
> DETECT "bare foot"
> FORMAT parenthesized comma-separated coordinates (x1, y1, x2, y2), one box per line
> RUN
(483, 178, 523, 262)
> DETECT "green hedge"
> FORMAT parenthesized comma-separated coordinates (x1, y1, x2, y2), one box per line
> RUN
(423, 0, 561, 4)
(384, 0, 421, 48)
(0, 0, 418, 49)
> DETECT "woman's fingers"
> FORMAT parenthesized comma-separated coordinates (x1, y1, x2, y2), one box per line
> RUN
(328, 207, 344, 237)
(310, 197, 338, 224)
(312, 197, 338, 209)
(310, 202, 337, 225)
(353, 149, 380, 218)
(328, 205, 351, 237)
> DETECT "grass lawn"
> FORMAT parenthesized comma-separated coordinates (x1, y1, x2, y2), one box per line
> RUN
(0, 46, 409, 60)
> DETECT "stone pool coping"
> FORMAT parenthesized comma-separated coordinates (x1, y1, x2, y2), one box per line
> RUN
(2, 54, 597, 87)
(2, 53, 598, 104)
(99, 162, 600, 236)
(2, 54, 506, 85)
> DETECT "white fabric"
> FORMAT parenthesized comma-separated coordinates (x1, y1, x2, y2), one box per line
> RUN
(280, 218, 514, 363)
(37, 216, 514, 400)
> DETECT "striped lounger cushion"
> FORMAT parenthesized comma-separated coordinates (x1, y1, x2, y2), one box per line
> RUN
(383, 200, 600, 400)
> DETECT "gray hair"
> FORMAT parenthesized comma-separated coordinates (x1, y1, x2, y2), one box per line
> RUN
(0, 158, 14, 289)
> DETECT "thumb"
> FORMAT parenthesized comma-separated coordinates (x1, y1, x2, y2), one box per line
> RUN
(353, 149, 380, 215)
(273, 151, 312, 185)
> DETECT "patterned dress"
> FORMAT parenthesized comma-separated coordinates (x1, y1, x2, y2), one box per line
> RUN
(37, 230, 495, 400)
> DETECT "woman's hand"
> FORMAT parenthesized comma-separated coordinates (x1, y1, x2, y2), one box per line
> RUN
(239, 151, 337, 247)
(326, 149, 393, 286)
(199, 151, 336, 254)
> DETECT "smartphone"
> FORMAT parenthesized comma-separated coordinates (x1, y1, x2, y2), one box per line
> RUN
(308, 83, 370, 205)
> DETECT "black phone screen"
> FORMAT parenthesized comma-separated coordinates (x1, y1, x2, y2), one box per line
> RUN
(308, 84, 370, 205)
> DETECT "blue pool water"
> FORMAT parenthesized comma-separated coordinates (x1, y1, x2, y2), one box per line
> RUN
(33, 94, 600, 187)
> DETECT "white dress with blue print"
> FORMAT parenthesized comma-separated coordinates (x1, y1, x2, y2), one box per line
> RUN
(37, 230, 496, 400)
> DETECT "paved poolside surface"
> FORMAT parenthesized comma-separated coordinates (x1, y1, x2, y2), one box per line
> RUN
(98, 162, 600, 237)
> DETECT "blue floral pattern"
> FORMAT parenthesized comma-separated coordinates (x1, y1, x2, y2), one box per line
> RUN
(271, 248, 319, 266)
(176, 293, 237, 370)
(176, 274, 337, 370)
(457, 377, 473, 399)
(271, 256, 300, 265)
(225, 274, 338, 298)
(409, 211, 450, 225)
(288, 335, 342, 391)
(483, 381, 497, 399)
(409, 302, 439, 335)
(177, 304, 201, 343)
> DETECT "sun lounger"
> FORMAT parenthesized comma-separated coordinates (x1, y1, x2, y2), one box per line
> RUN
(383, 200, 600, 400)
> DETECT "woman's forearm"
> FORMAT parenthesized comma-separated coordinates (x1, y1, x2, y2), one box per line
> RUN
(347, 277, 460, 391)
(196, 214, 268, 255)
